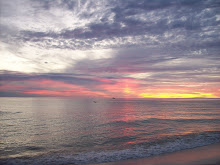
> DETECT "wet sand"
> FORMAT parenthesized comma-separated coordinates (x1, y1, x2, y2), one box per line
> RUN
(91, 143, 220, 165)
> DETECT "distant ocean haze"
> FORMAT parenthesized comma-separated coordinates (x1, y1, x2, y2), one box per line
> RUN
(0, 97, 220, 165)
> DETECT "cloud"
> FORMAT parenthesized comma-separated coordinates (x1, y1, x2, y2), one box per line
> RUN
(0, 70, 115, 97)
(70, 47, 220, 85)
(0, 70, 112, 85)
(1, 0, 219, 50)
(1, 69, 219, 98)
(0, 0, 220, 98)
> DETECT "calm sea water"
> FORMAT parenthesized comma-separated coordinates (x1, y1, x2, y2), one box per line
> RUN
(0, 97, 220, 165)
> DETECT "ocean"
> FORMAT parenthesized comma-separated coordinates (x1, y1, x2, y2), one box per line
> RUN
(0, 97, 220, 165)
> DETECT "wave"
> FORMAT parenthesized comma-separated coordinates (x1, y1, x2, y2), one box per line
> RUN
(1, 131, 219, 165)
(141, 118, 220, 123)
(0, 111, 22, 115)
(97, 118, 220, 128)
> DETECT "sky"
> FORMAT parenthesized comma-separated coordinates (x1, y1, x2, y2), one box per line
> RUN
(0, 0, 220, 98)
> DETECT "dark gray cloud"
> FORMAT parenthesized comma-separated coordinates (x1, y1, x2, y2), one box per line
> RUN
(71, 46, 220, 84)
(0, 70, 115, 86)
(0, 70, 116, 97)
(1, 0, 219, 51)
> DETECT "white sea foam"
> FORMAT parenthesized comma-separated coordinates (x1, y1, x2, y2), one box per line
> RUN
(1, 132, 219, 165)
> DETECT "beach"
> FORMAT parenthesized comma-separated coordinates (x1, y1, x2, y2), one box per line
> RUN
(94, 143, 220, 165)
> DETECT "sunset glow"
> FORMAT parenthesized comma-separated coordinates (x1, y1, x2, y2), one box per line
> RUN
(139, 93, 217, 99)
(0, 75, 219, 98)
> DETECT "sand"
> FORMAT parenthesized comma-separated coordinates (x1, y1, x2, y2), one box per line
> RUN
(91, 143, 220, 165)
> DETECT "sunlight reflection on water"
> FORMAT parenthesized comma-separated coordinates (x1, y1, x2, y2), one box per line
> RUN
(0, 98, 220, 159)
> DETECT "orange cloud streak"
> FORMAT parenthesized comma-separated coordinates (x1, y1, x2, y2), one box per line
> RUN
(1, 77, 219, 98)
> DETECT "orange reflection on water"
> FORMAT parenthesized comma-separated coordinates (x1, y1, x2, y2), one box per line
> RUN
(107, 99, 139, 146)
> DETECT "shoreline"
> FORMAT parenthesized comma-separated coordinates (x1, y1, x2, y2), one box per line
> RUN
(90, 143, 220, 165)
